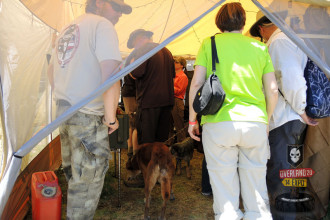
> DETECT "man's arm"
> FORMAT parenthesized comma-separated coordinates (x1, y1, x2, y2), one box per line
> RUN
(127, 57, 137, 80)
(269, 38, 318, 126)
(130, 60, 147, 79)
(100, 59, 121, 134)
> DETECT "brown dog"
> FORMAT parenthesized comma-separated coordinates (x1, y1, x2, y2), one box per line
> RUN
(127, 142, 175, 220)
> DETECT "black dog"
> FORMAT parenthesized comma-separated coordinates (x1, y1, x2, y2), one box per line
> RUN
(170, 137, 195, 179)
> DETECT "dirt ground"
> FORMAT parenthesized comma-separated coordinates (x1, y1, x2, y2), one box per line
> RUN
(57, 148, 214, 220)
(24, 146, 330, 220)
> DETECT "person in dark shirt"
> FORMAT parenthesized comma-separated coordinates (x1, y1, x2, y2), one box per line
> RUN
(121, 29, 153, 160)
(124, 29, 175, 187)
(128, 29, 175, 144)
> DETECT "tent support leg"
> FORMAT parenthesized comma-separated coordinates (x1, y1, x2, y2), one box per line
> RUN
(113, 150, 117, 178)
(117, 149, 121, 207)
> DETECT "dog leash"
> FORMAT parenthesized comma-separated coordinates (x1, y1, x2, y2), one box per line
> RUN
(164, 124, 189, 146)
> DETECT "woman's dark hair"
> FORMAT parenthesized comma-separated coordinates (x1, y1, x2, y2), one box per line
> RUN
(215, 2, 246, 32)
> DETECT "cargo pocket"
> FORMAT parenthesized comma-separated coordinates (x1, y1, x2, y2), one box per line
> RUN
(94, 157, 109, 182)
(80, 140, 109, 183)
(80, 141, 97, 183)
(79, 116, 110, 159)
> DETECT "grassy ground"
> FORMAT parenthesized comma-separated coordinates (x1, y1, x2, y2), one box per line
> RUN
(57, 148, 214, 220)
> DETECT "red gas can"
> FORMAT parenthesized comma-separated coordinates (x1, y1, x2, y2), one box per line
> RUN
(31, 171, 62, 220)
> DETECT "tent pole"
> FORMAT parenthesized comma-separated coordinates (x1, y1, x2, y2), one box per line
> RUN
(47, 86, 53, 142)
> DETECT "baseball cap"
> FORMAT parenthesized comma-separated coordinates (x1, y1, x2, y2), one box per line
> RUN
(107, 0, 132, 14)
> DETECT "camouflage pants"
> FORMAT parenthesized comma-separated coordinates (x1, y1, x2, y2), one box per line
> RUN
(59, 110, 110, 220)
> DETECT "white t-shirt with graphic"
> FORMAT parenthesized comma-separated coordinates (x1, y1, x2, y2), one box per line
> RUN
(53, 13, 122, 115)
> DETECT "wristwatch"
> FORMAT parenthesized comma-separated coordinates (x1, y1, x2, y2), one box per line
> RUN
(102, 116, 116, 125)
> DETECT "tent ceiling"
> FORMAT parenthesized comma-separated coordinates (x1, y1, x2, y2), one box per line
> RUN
(20, 0, 258, 56)
(295, 0, 330, 7)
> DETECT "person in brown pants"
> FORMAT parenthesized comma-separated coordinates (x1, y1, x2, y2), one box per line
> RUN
(169, 57, 188, 143)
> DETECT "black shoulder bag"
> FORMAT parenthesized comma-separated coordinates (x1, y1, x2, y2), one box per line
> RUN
(193, 35, 226, 115)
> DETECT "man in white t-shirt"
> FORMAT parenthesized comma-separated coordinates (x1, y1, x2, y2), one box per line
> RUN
(250, 10, 318, 219)
(48, 0, 131, 219)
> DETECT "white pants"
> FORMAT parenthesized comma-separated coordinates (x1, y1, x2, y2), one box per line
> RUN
(202, 121, 272, 220)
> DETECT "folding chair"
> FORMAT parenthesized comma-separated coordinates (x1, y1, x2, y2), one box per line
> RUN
(109, 113, 129, 207)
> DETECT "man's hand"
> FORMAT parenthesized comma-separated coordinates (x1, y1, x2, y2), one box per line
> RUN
(300, 112, 318, 126)
(103, 117, 119, 134)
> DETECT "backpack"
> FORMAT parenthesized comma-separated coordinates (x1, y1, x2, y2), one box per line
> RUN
(304, 58, 330, 118)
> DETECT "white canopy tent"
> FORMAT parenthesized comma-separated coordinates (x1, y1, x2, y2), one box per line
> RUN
(0, 0, 329, 217)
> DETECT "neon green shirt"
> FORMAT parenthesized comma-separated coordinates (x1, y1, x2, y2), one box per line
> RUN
(195, 33, 274, 125)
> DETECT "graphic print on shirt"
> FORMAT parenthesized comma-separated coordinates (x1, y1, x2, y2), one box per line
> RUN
(57, 24, 80, 68)
(287, 144, 304, 168)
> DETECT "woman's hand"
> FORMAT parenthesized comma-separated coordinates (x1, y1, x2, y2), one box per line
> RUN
(188, 121, 201, 141)
(188, 65, 206, 142)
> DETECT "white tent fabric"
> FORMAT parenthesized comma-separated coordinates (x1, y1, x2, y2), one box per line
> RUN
(0, 0, 52, 174)
(0, 0, 228, 214)
(18, 0, 261, 57)
(0, 0, 329, 216)
(253, 0, 330, 76)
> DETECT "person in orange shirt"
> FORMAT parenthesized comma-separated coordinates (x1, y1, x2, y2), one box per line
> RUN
(170, 57, 189, 143)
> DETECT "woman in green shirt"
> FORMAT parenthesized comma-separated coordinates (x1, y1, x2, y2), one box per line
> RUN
(188, 3, 278, 219)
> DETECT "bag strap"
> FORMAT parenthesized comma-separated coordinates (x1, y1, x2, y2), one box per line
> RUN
(278, 88, 294, 110)
(211, 36, 219, 75)
(278, 89, 285, 99)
